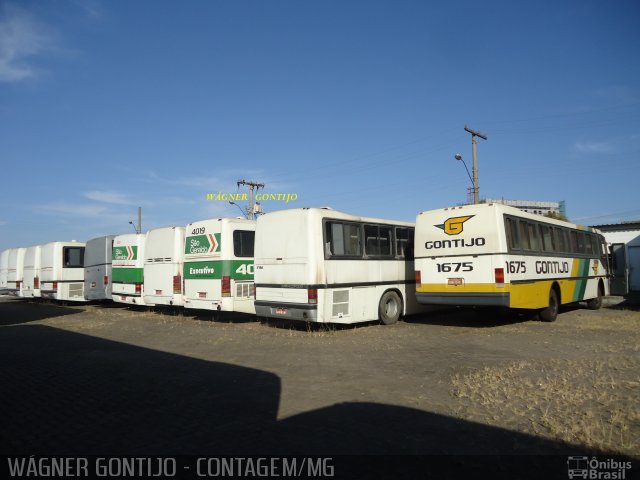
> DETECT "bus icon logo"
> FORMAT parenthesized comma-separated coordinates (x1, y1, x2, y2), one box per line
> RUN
(435, 215, 475, 236)
(567, 456, 589, 479)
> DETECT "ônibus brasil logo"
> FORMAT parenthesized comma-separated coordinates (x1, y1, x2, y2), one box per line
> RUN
(185, 234, 220, 255)
(435, 215, 475, 236)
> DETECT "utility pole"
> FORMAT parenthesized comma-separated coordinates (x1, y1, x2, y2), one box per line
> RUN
(464, 126, 488, 204)
(237, 180, 265, 220)
(129, 207, 142, 234)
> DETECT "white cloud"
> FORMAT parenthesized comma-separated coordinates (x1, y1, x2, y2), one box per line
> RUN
(0, 5, 54, 83)
(574, 142, 614, 154)
(144, 171, 223, 189)
(84, 190, 137, 206)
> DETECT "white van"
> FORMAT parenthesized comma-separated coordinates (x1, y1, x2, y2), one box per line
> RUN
(112, 233, 149, 305)
(22, 245, 42, 298)
(40, 241, 86, 302)
(84, 235, 116, 301)
(143, 226, 185, 307)
(183, 218, 255, 314)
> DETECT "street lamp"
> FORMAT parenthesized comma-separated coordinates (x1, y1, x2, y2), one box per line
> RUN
(455, 153, 474, 184)
(229, 201, 247, 218)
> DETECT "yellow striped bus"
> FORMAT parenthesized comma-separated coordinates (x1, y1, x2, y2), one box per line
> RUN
(414, 203, 609, 321)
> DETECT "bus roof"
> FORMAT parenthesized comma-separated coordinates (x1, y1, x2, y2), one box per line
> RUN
(417, 203, 600, 234)
(259, 207, 415, 227)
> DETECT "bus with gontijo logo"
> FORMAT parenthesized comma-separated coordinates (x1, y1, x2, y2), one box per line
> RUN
(414, 203, 609, 321)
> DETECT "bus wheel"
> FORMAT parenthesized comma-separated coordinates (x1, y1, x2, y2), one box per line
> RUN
(379, 291, 402, 325)
(586, 283, 604, 310)
(539, 288, 559, 322)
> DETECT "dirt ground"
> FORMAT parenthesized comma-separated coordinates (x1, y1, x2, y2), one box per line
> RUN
(0, 295, 638, 476)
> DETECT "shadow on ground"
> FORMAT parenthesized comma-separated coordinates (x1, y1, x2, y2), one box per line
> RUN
(0, 299, 83, 326)
(0, 325, 612, 462)
(407, 306, 540, 328)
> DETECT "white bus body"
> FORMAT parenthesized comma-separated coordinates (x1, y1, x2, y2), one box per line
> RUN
(112, 233, 149, 306)
(254, 208, 428, 325)
(0, 249, 10, 291)
(22, 245, 42, 298)
(84, 235, 116, 301)
(144, 226, 185, 307)
(414, 203, 609, 321)
(7, 247, 26, 296)
(183, 218, 255, 314)
(40, 241, 86, 302)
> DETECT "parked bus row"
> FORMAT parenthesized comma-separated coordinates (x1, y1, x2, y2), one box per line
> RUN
(0, 204, 611, 323)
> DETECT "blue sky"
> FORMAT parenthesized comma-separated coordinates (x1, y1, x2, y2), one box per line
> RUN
(1, 0, 639, 251)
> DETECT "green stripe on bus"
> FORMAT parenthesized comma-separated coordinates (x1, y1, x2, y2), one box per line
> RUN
(112, 267, 143, 283)
(184, 260, 254, 280)
(573, 259, 590, 302)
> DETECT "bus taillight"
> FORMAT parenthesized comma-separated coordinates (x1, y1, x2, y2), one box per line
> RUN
(173, 275, 182, 294)
(34, 277, 39, 289)
(135, 283, 142, 295)
(415, 271, 421, 287)
(494, 268, 505, 285)
(103, 275, 109, 285)
(222, 276, 231, 297)
(308, 288, 318, 304)
(52, 281, 58, 291)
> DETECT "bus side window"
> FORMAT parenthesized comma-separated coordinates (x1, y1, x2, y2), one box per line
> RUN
(364, 225, 393, 257)
(395, 227, 414, 259)
(527, 222, 540, 251)
(584, 233, 594, 255)
(553, 228, 566, 253)
(570, 231, 579, 254)
(577, 232, 587, 254)
(518, 220, 530, 250)
(540, 225, 554, 253)
(326, 222, 362, 257)
(505, 217, 519, 251)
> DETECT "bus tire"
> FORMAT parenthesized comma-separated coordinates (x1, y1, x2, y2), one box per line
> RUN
(586, 282, 604, 310)
(379, 290, 402, 325)
(539, 287, 559, 322)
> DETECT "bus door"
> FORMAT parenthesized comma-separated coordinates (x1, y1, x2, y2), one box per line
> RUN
(609, 243, 629, 296)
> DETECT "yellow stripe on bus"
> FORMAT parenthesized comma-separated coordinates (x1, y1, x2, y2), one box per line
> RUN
(417, 277, 586, 310)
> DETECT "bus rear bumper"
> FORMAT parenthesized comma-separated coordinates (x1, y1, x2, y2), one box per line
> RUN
(416, 292, 510, 307)
(255, 301, 318, 322)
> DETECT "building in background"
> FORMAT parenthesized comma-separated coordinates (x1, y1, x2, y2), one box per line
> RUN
(484, 198, 566, 217)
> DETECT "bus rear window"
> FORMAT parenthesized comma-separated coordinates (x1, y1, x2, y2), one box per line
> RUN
(63, 247, 85, 268)
(233, 230, 255, 258)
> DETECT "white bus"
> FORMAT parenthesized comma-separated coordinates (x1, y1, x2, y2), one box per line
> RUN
(254, 207, 427, 325)
(0, 249, 10, 291)
(84, 235, 116, 301)
(414, 203, 610, 321)
(112, 233, 149, 306)
(40, 241, 87, 302)
(21, 245, 42, 298)
(7, 247, 26, 296)
(183, 218, 255, 314)
(144, 226, 185, 307)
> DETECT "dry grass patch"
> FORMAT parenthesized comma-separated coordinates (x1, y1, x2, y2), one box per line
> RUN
(451, 358, 640, 455)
